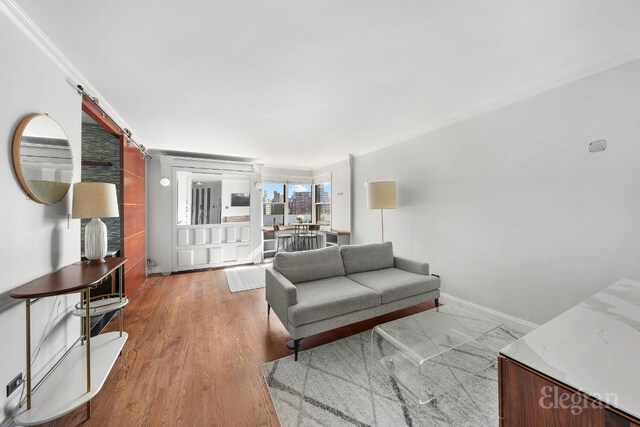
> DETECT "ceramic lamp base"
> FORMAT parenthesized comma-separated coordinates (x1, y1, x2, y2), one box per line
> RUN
(85, 218, 108, 261)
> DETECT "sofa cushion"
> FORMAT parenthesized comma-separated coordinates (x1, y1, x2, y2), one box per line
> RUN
(347, 268, 439, 304)
(340, 242, 394, 275)
(274, 246, 345, 284)
(288, 276, 381, 326)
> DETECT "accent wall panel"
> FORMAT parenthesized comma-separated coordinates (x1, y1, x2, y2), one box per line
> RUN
(194, 228, 208, 245)
(211, 228, 222, 243)
(177, 229, 190, 246)
(177, 250, 193, 267)
(121, 138, 146, 297)
(210, 247, 223, 264)
(122, 204, 145, 237)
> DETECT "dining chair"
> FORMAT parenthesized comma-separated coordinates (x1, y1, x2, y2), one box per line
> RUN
(299, 224, 321, 250)
(274, 225, 294, 253)
(292, 222, 309, 251)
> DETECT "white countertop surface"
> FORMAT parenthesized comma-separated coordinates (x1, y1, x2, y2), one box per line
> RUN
(500, 279, 640, 420)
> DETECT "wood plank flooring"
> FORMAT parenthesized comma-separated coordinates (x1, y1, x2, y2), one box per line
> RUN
(45, 268, 436, 426)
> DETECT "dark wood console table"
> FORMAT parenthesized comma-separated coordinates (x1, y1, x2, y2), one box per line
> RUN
(10, 258, 128, 426)
(499, 279, 640, 426)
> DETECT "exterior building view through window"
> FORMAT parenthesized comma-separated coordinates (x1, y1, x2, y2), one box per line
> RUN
(287, 183, 312, 224)
(262, 183, 285, 226)
(262, 182, 330, 227)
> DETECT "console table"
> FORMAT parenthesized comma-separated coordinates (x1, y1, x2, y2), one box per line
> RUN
(499, 279, 640, 426)
(10, 258, 129, 426)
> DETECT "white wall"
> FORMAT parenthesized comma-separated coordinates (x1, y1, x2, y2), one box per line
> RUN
(261, 165, 313, 183)
(0, 14, 81, 425)
(146, 155, 173, 273)
(353, 58, 640, 326)
(313, 158, 352, 232)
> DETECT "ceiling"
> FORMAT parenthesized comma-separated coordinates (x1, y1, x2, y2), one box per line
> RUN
(17, 0, 640, 168)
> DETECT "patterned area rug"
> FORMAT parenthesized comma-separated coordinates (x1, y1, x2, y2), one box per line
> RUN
(262, 326, 521, 427)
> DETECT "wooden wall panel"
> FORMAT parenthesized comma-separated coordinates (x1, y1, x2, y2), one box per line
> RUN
(121, 138, 146, 298)
(122, 144, 145, 178)
(82, 96, 120, 135)
(124, 258, 146, 296)
(122, 170, 145, 205)
(122, 204, 145, 237)
(123, 231, 145, 273)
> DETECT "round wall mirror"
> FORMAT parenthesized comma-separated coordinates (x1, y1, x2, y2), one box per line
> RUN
(12, 114, 74, 204)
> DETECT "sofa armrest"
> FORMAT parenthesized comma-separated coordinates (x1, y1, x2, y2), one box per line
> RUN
(266, 267, 298, 326)
(394, 256, 429, 275)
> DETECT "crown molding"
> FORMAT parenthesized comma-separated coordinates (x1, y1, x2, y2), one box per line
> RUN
(0, 0, 142, 145)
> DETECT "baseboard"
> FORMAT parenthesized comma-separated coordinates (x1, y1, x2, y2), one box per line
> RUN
(147, 266, 162, 275)
(440, 293, 538, 334)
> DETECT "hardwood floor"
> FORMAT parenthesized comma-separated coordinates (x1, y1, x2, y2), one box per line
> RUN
(45, 268, 437, 426)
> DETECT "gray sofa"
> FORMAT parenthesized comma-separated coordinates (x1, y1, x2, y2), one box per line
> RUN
(266, 242, 440, 360)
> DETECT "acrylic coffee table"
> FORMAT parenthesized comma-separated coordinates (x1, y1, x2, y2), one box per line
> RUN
(371, 304, 504, 404)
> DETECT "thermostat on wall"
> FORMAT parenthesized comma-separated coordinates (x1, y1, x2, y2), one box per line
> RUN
(589, 139, 607, 153)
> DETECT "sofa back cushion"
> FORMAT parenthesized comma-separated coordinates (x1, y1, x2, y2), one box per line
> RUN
(273, 246, 346, 284)
(340, 242, 394, 275)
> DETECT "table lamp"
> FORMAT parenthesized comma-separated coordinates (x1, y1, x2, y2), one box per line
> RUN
(72, 182, 119, 262)
(366, 181, 396, 242)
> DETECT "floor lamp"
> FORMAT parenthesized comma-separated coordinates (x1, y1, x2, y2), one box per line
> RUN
(366, 181, 396, 242)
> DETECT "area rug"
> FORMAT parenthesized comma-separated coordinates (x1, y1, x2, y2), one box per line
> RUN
(225, 265, 266, 293)
(261, 326, 521, 427)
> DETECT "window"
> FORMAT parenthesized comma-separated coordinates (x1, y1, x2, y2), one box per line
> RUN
(287, 183, 312, 224)
(262, 182, 317, 226)
(314, 182, 331, 226)
(262, 183, 285, 226)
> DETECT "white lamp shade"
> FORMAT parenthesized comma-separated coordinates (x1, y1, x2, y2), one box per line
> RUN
(72, 182, 119, 219)
(366, 181, 396, 209)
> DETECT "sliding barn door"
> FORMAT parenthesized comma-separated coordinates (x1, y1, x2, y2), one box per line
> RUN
(120, 136, 146, 296)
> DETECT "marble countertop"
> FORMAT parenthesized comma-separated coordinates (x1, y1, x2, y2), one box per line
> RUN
(500, 279, 640, 420)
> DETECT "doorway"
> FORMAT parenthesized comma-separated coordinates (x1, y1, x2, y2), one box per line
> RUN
(80, 111, 122, 254)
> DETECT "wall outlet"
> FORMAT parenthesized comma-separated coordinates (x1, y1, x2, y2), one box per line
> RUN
(6, 373, 22, 397)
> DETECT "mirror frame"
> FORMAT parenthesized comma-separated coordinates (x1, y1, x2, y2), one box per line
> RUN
(12, 113, 74, 204)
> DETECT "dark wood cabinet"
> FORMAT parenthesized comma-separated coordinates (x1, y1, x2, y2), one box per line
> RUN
(499, 355, 640, 427)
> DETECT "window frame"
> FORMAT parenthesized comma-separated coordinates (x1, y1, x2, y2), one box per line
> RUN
(313, 181, 331, 229)
(262, 179, 330, 228)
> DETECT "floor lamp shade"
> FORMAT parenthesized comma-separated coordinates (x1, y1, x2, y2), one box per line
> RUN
(366, 181, 396, 242)
(366, 181, 396, 209)
(72, 183, 119, 261)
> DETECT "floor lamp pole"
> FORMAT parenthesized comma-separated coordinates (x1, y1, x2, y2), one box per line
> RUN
(380, 209, 384, 242)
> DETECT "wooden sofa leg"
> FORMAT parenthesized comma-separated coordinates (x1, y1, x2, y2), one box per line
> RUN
(267, 303, 271, 317)
(435, 298, 440, 307)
